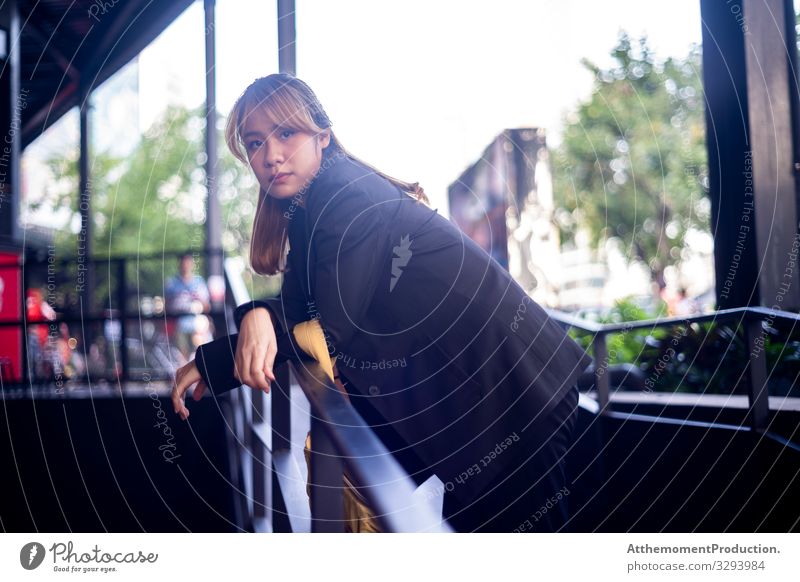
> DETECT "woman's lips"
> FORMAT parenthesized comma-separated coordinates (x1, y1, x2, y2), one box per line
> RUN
(271, 172, 291, 183)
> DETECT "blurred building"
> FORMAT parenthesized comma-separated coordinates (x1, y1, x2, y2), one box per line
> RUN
(447, 128, 712, 311)
(448, 128, 563, 306)
(448, 128, 618, 309)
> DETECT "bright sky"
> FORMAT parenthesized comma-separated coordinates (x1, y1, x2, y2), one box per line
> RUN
(130, 0, 702, 212)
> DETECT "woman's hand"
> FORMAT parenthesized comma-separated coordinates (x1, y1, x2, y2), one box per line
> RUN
(171, 360, 208, 421)
(234, 307, 277, 393)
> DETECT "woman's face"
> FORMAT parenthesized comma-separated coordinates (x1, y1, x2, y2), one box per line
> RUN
(241, 105, 331, 201)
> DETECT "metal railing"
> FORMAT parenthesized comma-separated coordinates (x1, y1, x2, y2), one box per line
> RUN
(226, 270, 450, 533)
(239, 360, 451, 533)
(4, 248, 448, 531)
(547, 305, 799, 432)
(0, 249, 230, 386)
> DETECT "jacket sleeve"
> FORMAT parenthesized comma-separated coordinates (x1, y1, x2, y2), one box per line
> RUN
(197, 254, 312, 396)
(233, 250, 310, 336)
(194, 333, 241, 395)
(308, 184, 391, 352)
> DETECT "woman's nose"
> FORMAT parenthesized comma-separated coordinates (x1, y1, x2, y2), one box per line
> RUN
(263, 142, 284, 167)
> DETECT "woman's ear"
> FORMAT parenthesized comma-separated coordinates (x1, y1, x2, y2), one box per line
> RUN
(318, 129, 331, 149)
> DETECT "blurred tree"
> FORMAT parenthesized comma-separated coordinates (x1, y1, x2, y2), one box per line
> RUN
(37, 104, 276, 303)
(554, 33, 709, 291)
(41, 104, 258, 256)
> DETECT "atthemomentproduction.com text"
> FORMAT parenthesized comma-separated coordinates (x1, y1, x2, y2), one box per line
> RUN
(627, 542, 779, 554)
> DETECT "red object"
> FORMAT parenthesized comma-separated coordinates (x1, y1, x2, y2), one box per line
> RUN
(26, 289, 49, 345)
(0, 251, 22, 382)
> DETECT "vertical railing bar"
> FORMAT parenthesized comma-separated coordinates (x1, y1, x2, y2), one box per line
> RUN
(20, 257, 29, 386)
(309, 414, 344, 533)
(593, 331, 610, 414)
(271, 363, 292, 531)
(744, 315, 770, 431)
(116, 258, 128, 383)
(250, 383, 266, 522)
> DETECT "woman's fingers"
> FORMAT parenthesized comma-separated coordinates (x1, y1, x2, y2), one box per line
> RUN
(239, 345, 273, 393)
(236, 307, 278, 393)
(264, 343, 277, 383)
(249, 357, 271, 393)
(261, 360, 273, 394)
(192, 380, 208, 401)
(234, 351, 247, 390)
(172, 362, 201, 421)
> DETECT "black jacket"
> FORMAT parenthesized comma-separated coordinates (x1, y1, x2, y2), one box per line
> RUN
(194, 149, 593, 506)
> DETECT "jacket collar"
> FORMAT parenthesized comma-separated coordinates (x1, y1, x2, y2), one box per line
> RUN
(303, 147, 348, 205)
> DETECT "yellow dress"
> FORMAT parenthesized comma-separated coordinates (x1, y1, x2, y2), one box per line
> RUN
(292, 319, 381, 533)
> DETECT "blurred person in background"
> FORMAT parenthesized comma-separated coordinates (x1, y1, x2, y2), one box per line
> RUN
(165, 254, 211, 361)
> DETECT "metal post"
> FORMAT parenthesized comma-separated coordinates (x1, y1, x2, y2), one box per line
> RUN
(277, 0, 296, 75)
(593, 332, 610, 413)
(270, 363, 292, 531)
(20, 255, 28, 385)
(742, 0, 800, 311)
(700, 0, 759, 309)
(78, 93, 89, 255)
(744, 317, 770, 431)
(0, 1, 24, 384)
(204, 0, 224, 316)
(247, 404, 266, 527)
(78, 85, 94, 314)
(116, 259, 128, 383)
(309, 415, 344, 532)
(0, 0, 21, 244)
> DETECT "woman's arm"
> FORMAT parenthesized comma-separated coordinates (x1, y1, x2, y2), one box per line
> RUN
(193, 252, 311, 395)
(233, 249, 310, 336)
(193, 333, 241, 395)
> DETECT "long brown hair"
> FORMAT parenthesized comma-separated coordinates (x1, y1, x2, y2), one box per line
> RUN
(225, 73, 430, 276)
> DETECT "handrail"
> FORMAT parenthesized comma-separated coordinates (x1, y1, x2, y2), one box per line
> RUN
(6, 249, 231, 385)
(9, 249, 450, 531)
(546, 305, 800, 333)
(224, 262, 450, 532)
(242, 349, 451, 533)
(290, 360, 451, 533)
(546, 305, 793, 432)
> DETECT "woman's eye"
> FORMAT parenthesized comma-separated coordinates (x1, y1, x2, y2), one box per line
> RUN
(247, 140, 263, 151)
(280, 129, 295, 139)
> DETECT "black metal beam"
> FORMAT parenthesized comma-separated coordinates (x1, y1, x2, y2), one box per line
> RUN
(80, 0, 193, 90)
(204, 0, 223, 310)
(701, 0, 760, 309)
(702, 0, 800, 310)
(743, 0, 800, 311)
(22, 19, 79, 83)
(78, 83, 93, 314)
(22, 0, 194, 148)
(277, 0, 296, 75)
(0, 0, 21, 245)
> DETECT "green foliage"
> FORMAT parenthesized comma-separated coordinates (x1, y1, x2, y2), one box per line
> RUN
(41, 104, 279, 302)
(603, 298, 669, 365)
(555, 33, 709, 288)
(572, 301, 800, 398)
(45, 104, 258, 256)
(571, 296, 670, 364)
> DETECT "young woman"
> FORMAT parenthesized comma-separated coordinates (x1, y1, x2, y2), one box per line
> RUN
(171, 73, 592, 532)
